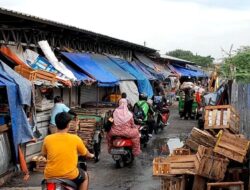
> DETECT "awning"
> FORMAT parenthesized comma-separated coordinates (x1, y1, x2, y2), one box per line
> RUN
(134, 53, 165, 79)
(172, 65, 203, 77)
(107, 56, 154, 98)
(90, 54, 136, 81)
(62, 60, 94, 83)
(186, 64, 208, 77)
(61, 52, 118, 87)
(130, 60, 156, 80)
(154, 62, 173, 78)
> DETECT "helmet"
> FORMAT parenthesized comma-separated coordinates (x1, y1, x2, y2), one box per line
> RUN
(139, 93, 148, 101)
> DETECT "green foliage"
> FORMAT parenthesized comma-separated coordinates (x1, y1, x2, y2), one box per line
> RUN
(220, 46, 250, 83)
(166, 49, 214, 67)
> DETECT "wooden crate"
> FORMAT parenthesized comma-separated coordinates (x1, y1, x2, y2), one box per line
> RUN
(207, 181, 244, 190)
(153, 155, 198, 176)
(15, 65, 56, 84)
(153, 157, 170, 176)
(196, 145, 229, 181)
(173, 148, 191, 156)
(185, 127, 216, 151)
(161, 176, 184, 190)
(214, 130, 250, 163)
(167, 155, 198, 175)
(204, 105, 240, 134)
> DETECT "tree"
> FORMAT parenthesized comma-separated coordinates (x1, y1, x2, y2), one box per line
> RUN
(220, 46, 250, 83)
(166, 49, 214, 67)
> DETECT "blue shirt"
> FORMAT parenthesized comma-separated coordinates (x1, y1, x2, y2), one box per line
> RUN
(50, 103, 70, 125)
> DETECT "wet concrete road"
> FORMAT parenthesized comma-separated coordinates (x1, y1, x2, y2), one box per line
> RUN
(1, 102, 197, 190)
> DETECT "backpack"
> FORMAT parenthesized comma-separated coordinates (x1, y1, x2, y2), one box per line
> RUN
(133, 101, 147, 121)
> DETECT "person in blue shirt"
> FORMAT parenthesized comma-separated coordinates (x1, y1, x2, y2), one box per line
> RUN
(49, 96, 77, 134)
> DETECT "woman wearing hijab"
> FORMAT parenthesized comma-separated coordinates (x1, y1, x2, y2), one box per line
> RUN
(107, 98, 141, 156)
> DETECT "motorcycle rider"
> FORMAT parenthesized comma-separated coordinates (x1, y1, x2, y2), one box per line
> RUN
(133, 93, 155, 137)
(42, 112, 94, 190)
(107, 98, 141, 156)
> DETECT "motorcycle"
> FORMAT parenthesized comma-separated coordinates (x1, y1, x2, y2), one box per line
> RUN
(154, 105, 170, 134)
(110, 137, 134, 168)
(41, 156, 88, 190)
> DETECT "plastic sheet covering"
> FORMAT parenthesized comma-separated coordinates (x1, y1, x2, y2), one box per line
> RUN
(38, 41, 76, 80)
(0, 46, 29, 68)
(186, 64, 208, 77)
(24, 49, 66, 79)
(24, 49, 92, 83)
(134, 53, 165, 79)
(172, 65, 202, 77)
(1, 61, 32, 106)
(7, 45, 27, 65)
(61, 52, 118, 87)
(0, 133, 12, 175)
(0, 62, 33, 158)
(90, 54, 136, 81)
(119, 81, 139, 106)
(107, 56, 154, 98)
(130, 61, 156, 80)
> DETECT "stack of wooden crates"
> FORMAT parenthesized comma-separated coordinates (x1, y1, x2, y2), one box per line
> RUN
(153, 105, 249, 190)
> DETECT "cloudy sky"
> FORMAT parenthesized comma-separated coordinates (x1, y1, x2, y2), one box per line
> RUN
(0, 0, 250, 59)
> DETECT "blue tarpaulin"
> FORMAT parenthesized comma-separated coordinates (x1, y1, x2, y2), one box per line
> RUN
(130, 61, 156, 80)
(186, 64, 208, 77)
(0, 61, 33, 158)
(61, 52, 118, 86)
(90, 54, 136, 81)
(173, 65, 204, 77)
(61, 60, 94, 83)
(135, 53, 165, 80)
(107, 56, 154, 98)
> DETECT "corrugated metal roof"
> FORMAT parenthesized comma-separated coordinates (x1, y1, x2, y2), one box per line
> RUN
(0, 7, 156, 53)
(160, 54, 194, 64)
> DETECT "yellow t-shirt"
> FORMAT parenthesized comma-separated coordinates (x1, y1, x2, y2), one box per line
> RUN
(42, 133, 88, 179)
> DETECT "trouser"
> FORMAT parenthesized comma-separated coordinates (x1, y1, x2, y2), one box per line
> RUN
(182, 100, 193, 119)
(147, 120, 155, 134)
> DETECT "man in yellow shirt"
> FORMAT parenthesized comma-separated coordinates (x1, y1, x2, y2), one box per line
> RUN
(42, 112, 94, 190)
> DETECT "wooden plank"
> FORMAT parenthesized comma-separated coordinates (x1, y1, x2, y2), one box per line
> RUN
(207, 181, 244, 190)
(214, 146, 244, 163)
(205, 105, 231, 110)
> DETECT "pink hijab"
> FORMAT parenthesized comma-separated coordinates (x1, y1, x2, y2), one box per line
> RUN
(113, 98, 133, 126)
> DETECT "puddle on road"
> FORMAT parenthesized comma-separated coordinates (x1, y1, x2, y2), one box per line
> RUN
(148, 137, 185, 157)
(167, 138, 184, 153)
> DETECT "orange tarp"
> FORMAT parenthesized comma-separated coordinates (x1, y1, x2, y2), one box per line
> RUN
(0, 46, 29, 68)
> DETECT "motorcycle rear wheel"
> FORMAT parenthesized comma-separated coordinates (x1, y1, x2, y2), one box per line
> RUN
(116, 159, 125, 168)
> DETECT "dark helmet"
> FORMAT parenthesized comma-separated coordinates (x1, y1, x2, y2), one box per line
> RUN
(139, 93, 148, 101)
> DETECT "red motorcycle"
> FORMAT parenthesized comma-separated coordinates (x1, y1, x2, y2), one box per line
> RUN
(155, 105, 170, 134)
(110, 137, 134, 168)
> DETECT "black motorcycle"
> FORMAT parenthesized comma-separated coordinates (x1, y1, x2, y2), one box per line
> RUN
(41, 156, 89, 190)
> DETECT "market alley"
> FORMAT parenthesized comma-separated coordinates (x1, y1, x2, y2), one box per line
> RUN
(1, 102, 197, 190)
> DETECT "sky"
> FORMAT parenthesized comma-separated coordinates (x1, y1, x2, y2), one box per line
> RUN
(0, 0, 250, 59)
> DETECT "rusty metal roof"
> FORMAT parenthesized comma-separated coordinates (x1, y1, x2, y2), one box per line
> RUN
(0, 7, 156, 53)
